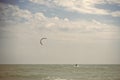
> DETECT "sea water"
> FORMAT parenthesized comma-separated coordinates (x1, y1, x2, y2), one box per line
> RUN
(0, 64, 120, 80)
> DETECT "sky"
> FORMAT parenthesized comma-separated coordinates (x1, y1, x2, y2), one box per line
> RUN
(0, 0, 120, 64)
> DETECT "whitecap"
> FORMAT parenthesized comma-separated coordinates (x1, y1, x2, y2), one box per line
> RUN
(54, 78, 67, 80)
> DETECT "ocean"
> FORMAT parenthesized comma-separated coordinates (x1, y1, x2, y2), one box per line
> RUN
(0, 64, 120, 80)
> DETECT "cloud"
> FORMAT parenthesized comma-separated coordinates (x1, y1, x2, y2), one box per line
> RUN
(29, 0, 120, 17)
(107, 0, 120, 5)
(0, 3, 32, 23)
(111, 11, 120, 17)
(0, 2, 119, 41)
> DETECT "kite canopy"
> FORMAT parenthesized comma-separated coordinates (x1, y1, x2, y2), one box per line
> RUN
(40, 38, 47, 45)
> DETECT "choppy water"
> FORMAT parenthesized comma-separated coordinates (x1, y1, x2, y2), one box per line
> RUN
(0, 64, 120, 80)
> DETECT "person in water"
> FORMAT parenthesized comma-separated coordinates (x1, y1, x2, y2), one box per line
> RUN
(75, 64, 78, 67)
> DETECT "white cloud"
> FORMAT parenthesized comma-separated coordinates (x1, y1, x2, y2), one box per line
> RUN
(111, 11, 120, 17)
(29, 0, 120, 17)
(53, 0, 109, 15)
(0, 2, 119, 41)
(107, 0, 120, 5)
(0, 3, 32, 22)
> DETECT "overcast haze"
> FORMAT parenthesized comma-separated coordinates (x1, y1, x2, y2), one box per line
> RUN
(0, 0, 120, 64)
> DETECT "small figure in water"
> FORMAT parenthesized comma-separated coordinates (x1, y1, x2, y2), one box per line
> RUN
(75, 64, 78, 67)
(74, 64, 79, 67)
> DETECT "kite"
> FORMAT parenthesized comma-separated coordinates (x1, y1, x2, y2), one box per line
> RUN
(40, 37, 47, 45)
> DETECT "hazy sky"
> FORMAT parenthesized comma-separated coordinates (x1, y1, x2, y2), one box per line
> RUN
(0, 0, 120, 64)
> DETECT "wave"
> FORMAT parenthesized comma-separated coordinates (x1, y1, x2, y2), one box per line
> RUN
(44, 76, 73, 80)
